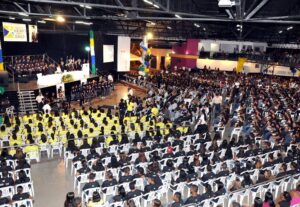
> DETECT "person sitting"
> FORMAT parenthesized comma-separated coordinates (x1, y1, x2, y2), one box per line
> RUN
(184, 184, 203, 205)
(87, 191, 104, 207)
(76, 160, 91, 175)
(0, 171, 14, 187)
(217, 162, 230, 177)
(276, 163, 288, 178)
(125, 181, 143, 200)
(200, 183, 215, 200)
(215, 181, 226, 197)
(92, 159, 105, 172)
(241, 172, 254, 188)
(86, 148, 100, 161)
(170, 192, 183, 207)
(12, 186, 32, 202)
(201, 165, 215, 181)
(101, 171, 118, 189)
(144, 177, 160, 194)
(112, 186, 127, 202)
(15, 170, 30, 184)
(82, 173, 100, 191)
(263, 191, 275, 207)
(162, 160, 175, 173)
(119, 167, 133, 183)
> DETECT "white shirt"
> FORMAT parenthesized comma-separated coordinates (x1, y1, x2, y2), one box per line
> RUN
(108, 75, 113, 82)
(212, 95, 222, 104)
(43, 104, 51, 113)
(128, 89, 133, 96)
(36, 95, 44, 103)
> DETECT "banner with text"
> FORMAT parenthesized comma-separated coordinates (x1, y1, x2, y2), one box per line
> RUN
(3, 22, 27, 42)
(117, 36, 131, 72)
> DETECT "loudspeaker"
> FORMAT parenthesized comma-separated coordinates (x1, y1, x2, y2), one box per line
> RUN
(0, 71, 9, 86)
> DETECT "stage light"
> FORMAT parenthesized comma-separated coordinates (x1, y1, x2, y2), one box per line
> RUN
(287, 26, 293, 30)
(75, 21, 93, 25)
(56, 16, 65, 23)
(175, 14, 182, 19)
(167, 26, 172, 30)
(278, 30, 283, 34)
(80, 4, 92, 9)
(194, 23, 200, 28)
(85, 46, 90, 52)
(38, 20, 46, 24)
(147, 32, 153, 39)
(153, 4, 160, 8)
(8, 17, 15, 20)
(18, 12, 28, 17)
(22, 18, 31, 22)
(143, 0, 153, 5)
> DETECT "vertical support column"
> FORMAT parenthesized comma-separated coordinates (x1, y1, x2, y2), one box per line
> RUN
(0, 40, 4, 71)
(89, 30, 96, 75)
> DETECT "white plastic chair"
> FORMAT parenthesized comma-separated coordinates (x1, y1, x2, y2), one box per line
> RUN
(74, 173, 89, 194)
(15, 182, 34, 197)
(141, 191, 158, 207)
(81, 187, 101, 205)
(26, 151, 40, 163)
(39, 143, 51, 158)
(0, 186, 15, 199)
(12, 199, 33, 207)
(64, 151, 75, 168)
(51, 142, 63, 157)
(231, 127, 242, 139)
(102, 185, 117, 202)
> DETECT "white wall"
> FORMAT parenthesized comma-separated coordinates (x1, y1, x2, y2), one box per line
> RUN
(198, 40, 267, 53)
(196, 58, 297, 77)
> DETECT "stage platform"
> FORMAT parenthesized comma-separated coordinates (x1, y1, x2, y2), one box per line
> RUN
(6, 74, 98, 92)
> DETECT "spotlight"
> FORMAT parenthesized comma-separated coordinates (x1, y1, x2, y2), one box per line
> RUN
(8, 17, 15, 20)
(56, 16, 65, 23)
(175, 14, 182, 19)
(38, 20, 46, 24)
(167, 26, 172, 30)
(146, 32, 153, 39)
(22, 18, 31, 22)
(194, 23, 200, 28)
(18, 12, 29, 17)
(278, 30, 283, 34)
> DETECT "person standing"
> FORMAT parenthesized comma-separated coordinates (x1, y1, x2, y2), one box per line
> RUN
(36, 92, 44, 112)
(212, 92, 222, 118)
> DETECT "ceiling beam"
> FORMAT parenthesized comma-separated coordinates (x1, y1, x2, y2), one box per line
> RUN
(245, 0, 270, 20)
(21, 0, 215, 18)
(13, 2, 28, 13)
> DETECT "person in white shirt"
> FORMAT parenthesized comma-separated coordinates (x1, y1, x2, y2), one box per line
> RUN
(42, 102, 51, 114)
(128, 88, 133, 97)
(212, 92, 222, 118)
(108, 74, 113, 82)
(36, 92, 44, 112)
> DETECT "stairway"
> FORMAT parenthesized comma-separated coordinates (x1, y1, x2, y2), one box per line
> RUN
(18, 91, 38, 114)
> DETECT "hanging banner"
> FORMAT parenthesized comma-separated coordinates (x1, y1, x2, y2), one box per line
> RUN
(28, 25, 38, 43)
(236, 57, 247, 73)
(3, 22, 27, 42)
(117, 36, 131, 72)
(89, 30, 96, 75)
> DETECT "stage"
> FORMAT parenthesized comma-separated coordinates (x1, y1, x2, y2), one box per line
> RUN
(6, 74, 98, 92)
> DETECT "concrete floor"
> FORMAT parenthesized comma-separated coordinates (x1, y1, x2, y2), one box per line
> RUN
(31, 158, 74, 207)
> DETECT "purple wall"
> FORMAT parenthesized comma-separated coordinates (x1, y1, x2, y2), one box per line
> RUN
(171, 39, 199, 69)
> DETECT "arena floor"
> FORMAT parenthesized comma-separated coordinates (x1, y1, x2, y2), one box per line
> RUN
(30, 83, 146, 207)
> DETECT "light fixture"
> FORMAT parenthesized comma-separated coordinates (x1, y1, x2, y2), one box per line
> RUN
(167, 26, 172, 30)
(278, 30, 283, 34)
(146, 32, 153, 39)
(80, 4, 92, 9)
(22, 18, 31, 22)
(287, 26, 293, 30)
(75, 21, 93, 25)
(236, 24, 240, 27)
(203, 28, 206, 31)
(56, 16, 65, 23)
(175, 14, 182, 19)
(38, 20, 46, 24)
(85, 46, 90, 52)
(194, 23, 200, 28)
(143, 0, 153, 5)
(153, 4, 160, 8)
(18, 12, 29, 17)
(8, 17, 15, 20)
(237, 28, 241, 31)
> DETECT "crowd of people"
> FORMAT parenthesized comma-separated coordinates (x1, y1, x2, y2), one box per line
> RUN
(5, 55, 89, 80)
(6, 55, 55, 78)
(70, 77, 113, 106)
(0, 66, 299, 206)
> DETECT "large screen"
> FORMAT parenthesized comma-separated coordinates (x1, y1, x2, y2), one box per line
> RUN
(103, 45, 114, 63)
(3, 22, 27, 42)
